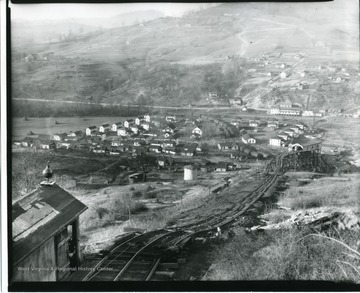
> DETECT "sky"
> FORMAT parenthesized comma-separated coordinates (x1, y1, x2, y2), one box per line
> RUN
(9, 2, 209, 21)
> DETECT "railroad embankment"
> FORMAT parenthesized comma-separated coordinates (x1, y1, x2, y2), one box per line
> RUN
(203, 172, 360, 282)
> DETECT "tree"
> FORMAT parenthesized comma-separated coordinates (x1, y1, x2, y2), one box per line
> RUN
(12, 152, 42, 200)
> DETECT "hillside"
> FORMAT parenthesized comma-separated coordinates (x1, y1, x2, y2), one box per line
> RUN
(11, 2, 359, 111)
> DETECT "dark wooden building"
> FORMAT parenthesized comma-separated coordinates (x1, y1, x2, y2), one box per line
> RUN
(11, 184, 87, 282)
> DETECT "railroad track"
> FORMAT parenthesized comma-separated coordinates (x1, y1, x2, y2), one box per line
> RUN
(82, 229, 191, 281)
(80, 153, 288, 281)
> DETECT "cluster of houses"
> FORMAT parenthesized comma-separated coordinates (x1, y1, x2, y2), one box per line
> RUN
(14, 114, 209, 158)
(268, 121, 323, 152)
(268, 103, 327, 117)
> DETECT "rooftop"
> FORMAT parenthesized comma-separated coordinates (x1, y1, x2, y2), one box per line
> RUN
(12, 184, 87, 266)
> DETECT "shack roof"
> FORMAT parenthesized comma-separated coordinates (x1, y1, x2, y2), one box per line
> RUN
(291, 136, 322, 147)
(12, 184, 87, 266)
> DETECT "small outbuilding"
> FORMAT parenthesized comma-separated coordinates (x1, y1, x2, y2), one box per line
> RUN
(12, 184, 87, 282)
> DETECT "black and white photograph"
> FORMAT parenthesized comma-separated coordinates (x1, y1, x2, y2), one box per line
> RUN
(5, 0, 360, 291)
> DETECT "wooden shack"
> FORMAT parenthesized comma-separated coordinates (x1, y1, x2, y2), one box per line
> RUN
(11, 184, 87, 282)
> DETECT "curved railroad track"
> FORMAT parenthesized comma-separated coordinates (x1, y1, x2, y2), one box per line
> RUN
(80, 152, 295, 281)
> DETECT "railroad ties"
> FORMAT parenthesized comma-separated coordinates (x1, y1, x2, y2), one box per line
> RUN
(82, 230, 190, 281)
(74, 150, 327, 281)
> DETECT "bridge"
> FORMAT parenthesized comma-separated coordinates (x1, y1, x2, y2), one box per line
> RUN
(265, 149, 335, 174)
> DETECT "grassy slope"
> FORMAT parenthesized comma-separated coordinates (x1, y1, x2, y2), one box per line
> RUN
(11, 3, 359, 108)
(204, 174, 360, 281)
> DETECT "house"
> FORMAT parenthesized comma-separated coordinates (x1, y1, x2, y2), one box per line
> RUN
(144, 114, 151, 122)
(157, 156, 168, 168)
(57, 142, 72, 149)
(280, 72, 287, 79)
(269, 137, 285, 147)
(35, 139, 56, 150)
(141, 123, 150, 131)
(249, 120, 260, 127)
(302, 110, 315, 117)
(65, 131, 83, 141)
(112, 122, 123, 132)
(283, 129, 295, 137)
(86, 126, 97, 136)
(239, 129, 248, 136)
(133, 140, 146, 147)
(215, 162, 232, 172)
(166, 116, 177, 122)
(109, 148, 121, 155)
(290, 127, 300, 134)
(130, 125, 139, 134)
(229, 98, 242, 107)
(93, 146, 107, 154)
(124, 119, 134, 128)
(163, 141, 176, 148)
(150, 140, 163, 147)
(149, 145, 162, 153)
(117, 128, 130, 137)
(242, 133, 256, 144)
(277, 108, 302, 116)
(53, 133, 67, 141)
(99, 124, 110, 133)
(135, 117, 144, 125)
(163, 125, 175, 134)
(21, 137, 35, 147)
(111, 139, 124, 147)
(12, 183, 87, 281)
(163, 147, 177, 155)
(218, 142, 238, 150)
(295, 123, 306, 130)
(267, 121, 279, 129)
(180, 144, 197, 156)
(192, 127, 203, 137)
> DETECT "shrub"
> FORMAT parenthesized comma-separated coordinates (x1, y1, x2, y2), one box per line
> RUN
(96, 207, 109, 219)
(129, 186, 135, 191)
(131, 202, 148, 214)
(132, 190, 143, 198)
(205, 228, 360, 282)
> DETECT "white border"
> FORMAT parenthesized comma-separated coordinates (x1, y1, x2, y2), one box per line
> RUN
(1, 0, 8, 291)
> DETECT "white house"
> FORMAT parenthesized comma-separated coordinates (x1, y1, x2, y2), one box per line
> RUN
(99, 124, 110, 133)
(86, 126, 97, 136)
(135, 117, 144, 125)
(163, 125, 175, 134)
(53, 133, 67, 141)
(249, 120, 260, 127)
(144, 114, 151, 122)
(166, 116, 176, 122)
(302, 110, 315, 117)
(277, 133, 288, 141)
(112, 122, 123, 132)
(192, 127, 203, 137)
(117, 128, 129, 136)
(124, 119, 134, 128)
(141, 123, 150, 131)
(242, 133, 256, 144)
(130, 125, 139, 134)
(269, 137, 284, 147)
(280, 72, 287, 79)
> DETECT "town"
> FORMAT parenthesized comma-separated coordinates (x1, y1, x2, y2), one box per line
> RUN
(9, 0, 360, 288)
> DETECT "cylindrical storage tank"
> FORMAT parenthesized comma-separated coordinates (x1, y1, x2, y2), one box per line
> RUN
(184, 165, 197, 181)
